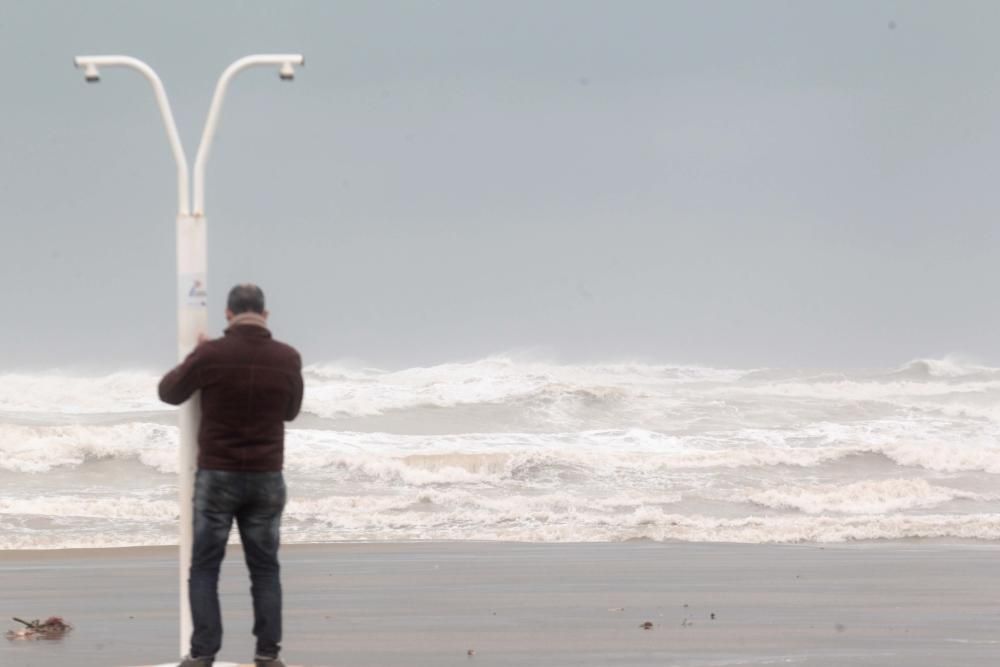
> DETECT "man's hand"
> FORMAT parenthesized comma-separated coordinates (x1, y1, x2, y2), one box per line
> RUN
(197, 332, 211, 345)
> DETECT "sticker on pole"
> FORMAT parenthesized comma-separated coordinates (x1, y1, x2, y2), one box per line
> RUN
(180, 273, 208, 308)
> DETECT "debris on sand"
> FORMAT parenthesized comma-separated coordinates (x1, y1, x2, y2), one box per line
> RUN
(6, 617, 73, 640)
(640, 621, 654, 630)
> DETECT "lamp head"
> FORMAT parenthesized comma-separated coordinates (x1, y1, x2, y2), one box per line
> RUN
(83, 63, 100, 83)
(73, 58, 101, 83)
(279, 62, 295, 81)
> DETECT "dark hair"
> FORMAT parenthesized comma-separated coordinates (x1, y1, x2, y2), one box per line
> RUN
(227, 284, 266, 315)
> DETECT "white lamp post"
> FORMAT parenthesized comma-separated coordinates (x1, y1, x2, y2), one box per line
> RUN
(73, 53, 305, 658)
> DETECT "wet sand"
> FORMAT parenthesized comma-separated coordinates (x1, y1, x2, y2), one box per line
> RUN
(1, 541, 998, 666)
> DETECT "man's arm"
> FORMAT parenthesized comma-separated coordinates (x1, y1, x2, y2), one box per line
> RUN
(158, 344, 207, 405)
(285, 352, 304, 421)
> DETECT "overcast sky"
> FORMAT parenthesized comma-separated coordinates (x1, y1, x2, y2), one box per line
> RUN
(1, 0, 998, 371)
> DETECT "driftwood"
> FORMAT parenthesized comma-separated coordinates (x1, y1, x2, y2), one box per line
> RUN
(5, 616, 72, 640)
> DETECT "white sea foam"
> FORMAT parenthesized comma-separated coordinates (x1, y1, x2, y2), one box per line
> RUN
(889, 356, 998, 380)
(0, 423, 177, 473)
(5, 417, 1000, 478)
(300, 357, 740, 424)
(4, 492, 999, 549)
(0, 371, 163, 414)
(745, 479, 985, 515)
(0, 494, 177, 521)
(3, 356, 1000, 548)
(3, 357, 998, 425)
(607, 511, 1000, 544)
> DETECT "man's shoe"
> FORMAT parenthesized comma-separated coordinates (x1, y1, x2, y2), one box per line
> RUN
(178, 655, 214, 667)
(254, 655, 286, 667)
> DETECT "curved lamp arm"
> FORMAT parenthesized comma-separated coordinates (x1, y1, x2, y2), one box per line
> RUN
(192, 54, 305, 217)
(73, 55, 190, 215)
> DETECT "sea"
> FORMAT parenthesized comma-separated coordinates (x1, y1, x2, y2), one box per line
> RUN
(1, 356, 999, 549)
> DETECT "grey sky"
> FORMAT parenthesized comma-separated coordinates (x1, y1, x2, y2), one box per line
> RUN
(1, 0, 997, 370)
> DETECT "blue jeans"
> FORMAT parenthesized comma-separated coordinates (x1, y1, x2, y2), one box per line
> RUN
(189, 469, 286, 658)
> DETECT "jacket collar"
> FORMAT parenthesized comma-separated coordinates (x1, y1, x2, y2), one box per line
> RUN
(225, 312, 272, 337)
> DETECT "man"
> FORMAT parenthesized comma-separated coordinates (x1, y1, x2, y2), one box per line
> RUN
(159, 284, 304, 667)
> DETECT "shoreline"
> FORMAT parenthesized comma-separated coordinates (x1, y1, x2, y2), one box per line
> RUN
(2, 534, 999, 558)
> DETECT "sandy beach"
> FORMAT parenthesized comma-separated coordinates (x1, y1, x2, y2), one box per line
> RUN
(0, 540, 997, 666)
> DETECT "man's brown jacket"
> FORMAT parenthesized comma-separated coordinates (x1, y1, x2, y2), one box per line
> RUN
(158, 323, 304, 472)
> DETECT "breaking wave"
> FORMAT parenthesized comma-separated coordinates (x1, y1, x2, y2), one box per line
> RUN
(2, 496, 998, 549)
(745, 479, 987, 515)
(3, 356, 1000, 548)
(3, 418, 1000, 478)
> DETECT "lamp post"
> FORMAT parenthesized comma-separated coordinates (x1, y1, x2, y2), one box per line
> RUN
(73, 53, 304, 658)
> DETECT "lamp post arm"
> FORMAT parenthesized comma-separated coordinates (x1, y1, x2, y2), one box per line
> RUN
(192, 54, 304, 217)
(73, 55, 190, 215)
